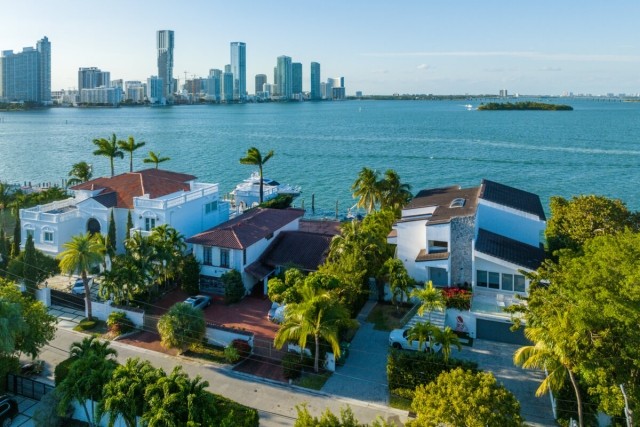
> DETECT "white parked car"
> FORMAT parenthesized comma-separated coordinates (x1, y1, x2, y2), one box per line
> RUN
(71, 277, 93, 295)
(183, 295, 212, 310)
(268, 302, 286, 323)
(389, 328, 441, 353)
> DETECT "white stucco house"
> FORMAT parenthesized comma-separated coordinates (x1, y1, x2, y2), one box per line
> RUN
(19, 168, 229, 256)
(389, 179, 546, 343)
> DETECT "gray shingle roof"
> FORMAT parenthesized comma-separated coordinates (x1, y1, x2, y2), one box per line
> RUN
(475, 228, 546, 270)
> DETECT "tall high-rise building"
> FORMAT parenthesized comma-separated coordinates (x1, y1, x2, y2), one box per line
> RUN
(147, 76, 163, 104)
(156, 30, 174, 103)
(230, 42, 246, 101)
(292, 62, 302, 95)
(0, 36, 51, 104)
(78, 67, 110, 91)
(208, 69, 222, 102)
(255, 74, 267, 94)
(276, 55, 292, 99)
(310, 62, 321, 100)
(222, 72, 234, 103)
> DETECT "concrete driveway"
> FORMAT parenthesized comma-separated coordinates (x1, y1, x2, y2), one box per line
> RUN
(322, 302, 390, 404)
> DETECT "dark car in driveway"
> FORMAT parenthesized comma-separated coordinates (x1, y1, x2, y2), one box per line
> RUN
(0, 395, 18, 427)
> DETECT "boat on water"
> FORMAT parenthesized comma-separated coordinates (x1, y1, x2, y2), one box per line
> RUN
(229, 172, 301, 214)
(462, 104, 474, 110)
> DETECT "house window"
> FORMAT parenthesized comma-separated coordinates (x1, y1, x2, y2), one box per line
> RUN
(43, 231, 54, 243)
(145, 217, 156, 231)
(488, 272, 500, 289)
(429, 267, 448, 286)
(220, 249, 230, 268)
(477, 270, 488, 287)
(502, 273, 513, 291)
(428, 240, 448, 253)
(25, 228, 35, 240)
(205, 201, 218, 214)
(514, 275, 526, 292)
(243, 249, 247, 266)
(202, 247, 212, 266)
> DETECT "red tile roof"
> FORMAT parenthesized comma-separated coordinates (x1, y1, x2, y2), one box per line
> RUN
(71, 169, 196, 209)
(186, 208, 305, 249)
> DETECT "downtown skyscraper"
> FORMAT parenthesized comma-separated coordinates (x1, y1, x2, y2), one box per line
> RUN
(157, 30, 175, 103)
(276, 55, 292, 99)
(310, 62, 321, 100)
(0, 36, 51, 103)
(230, 42, 246, 101)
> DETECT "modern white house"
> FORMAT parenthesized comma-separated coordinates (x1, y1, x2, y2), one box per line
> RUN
(389, 179, 546, 343)
(19, 168, 229, 256)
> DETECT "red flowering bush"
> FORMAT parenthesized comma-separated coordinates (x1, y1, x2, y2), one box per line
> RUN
(442, 287, 471, 311)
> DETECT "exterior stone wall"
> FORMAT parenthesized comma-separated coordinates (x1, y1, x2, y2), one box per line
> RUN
(450, 215, 475, 285)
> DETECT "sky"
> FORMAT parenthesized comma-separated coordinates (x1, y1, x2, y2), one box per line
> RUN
(1, 0, 639, 96)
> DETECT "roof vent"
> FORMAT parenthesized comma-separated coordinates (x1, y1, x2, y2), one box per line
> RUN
(450, 198, 465, 208)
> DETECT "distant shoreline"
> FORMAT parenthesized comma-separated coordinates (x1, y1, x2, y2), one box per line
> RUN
(477, 101, 573, 111)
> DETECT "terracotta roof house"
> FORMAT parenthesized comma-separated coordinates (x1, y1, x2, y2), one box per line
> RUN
(390, 179, 546, 344)
(19, 168, 229, 256)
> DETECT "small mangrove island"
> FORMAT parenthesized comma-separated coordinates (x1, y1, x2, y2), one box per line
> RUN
(478, 101, 573, 111)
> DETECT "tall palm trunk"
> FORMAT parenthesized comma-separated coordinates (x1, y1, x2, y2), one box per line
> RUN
(259, 165, 264, 204)
(314, 334, 320, 373)
(82, 270, 92, 320)
(567, 369, 583, 427)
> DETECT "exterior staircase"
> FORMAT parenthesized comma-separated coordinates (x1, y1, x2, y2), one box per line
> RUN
(404, 309, 446, 331)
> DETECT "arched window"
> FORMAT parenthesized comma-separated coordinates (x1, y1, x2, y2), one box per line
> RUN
(42, 226, 54, 244)
(87, 218, 101, 235)
(23, 223, 35, 240)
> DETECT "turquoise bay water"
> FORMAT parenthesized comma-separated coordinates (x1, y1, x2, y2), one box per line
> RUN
(1, 100, 639, 216)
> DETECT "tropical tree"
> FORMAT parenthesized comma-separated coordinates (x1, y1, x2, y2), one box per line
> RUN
(93, 134, 124, 177)
(58, 233, 105, 320)
(157, 302, 206, 354)
(106, 210, 116, 257)
(378, 169, 412, 216)
(67, 161, 93, 186)
(410, 281, 445, 323)
(124, 232, 155, 290)
(143, 151, 170, 169)
(351, 167, 380, 213)
(431, 326, 462, 363)
(23, 233, 38, 295)
(99, 255, 143, 306)
(406, 321, 433, 352)
(274, 282, 356, 372)
(60, 337, 118, 427)
(408, 368, 522, 427)
(99, 358, 163, 427)
(239, 147, 274, 204)
(117, 136, 146, 172)
(149, 224, 186, 288)
(11, 214, 20, 258)
(125, 210, 133, 241)
(380, 258, 412, 312)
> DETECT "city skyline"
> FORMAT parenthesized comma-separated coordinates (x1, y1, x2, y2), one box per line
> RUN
(1, 0, 639, 95)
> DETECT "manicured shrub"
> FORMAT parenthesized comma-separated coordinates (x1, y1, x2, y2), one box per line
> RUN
(224, 345, 240, 364)
(231, 339, 251, 359)
(106, 311, 134, 335)
(222, 270, 245, 304)
(76, 319, 96, 331)
(54, 357, 77, 385)
(387, 349, 478, 402)
(442, 287, 472, 311)
(282, 353, 304, 380)
(180, 254, 201, 295)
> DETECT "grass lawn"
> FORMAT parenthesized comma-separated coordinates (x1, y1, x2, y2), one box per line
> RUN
(184, 342, 229, 364)
(366, 302, 415, 331)
(293, 370, 332, 390)
(389, 394, 413, 411)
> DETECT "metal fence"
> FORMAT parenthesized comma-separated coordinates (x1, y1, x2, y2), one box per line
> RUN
(6, 374, 54, 401)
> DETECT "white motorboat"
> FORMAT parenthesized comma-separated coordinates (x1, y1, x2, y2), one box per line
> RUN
(229, 172, 301, 213)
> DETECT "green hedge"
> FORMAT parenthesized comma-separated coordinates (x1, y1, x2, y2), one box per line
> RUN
(214, 393, 259, 427)
(54, 357, 77, 385)
(387, 349, 478, 401)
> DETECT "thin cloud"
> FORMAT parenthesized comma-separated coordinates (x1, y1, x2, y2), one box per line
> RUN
(360, 51, 640, 62)
(540, 66, 562, 72)
(417, 64, 430, 70)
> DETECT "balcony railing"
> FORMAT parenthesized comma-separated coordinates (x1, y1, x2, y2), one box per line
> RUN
(134, 183, 219, 210)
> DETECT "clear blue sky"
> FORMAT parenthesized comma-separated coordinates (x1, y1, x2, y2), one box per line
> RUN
(2, 0, 639, 95)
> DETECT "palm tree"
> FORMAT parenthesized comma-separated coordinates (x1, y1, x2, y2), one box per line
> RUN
(274, 283, 355, 372)
(93, 134, 124, 177)
(118, 136, 146, 173)
(380, 258, 412, 312)
(143, 151, 171, 169)
(70, 335, 117, 360)
(58, 233, 105, 320)
(379, 169, 412, 215)
(514, 311, 584, 427)
(149, 225, 186, 289)
(67, 161, 93, 186)
(410, 280, 446, 323)
(100, 358, 163, 427)
(239, 147, 274, 204)
(431, 326, 462, 362)
(406, 321, 433, 352)
(124, 232, 155, 293)
(351, 167, 381, 213)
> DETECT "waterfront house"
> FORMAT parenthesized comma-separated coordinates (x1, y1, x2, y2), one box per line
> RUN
(186, 208, 339, 296)
(19, 168, 229, 256)
(389, 179, 546, 343)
